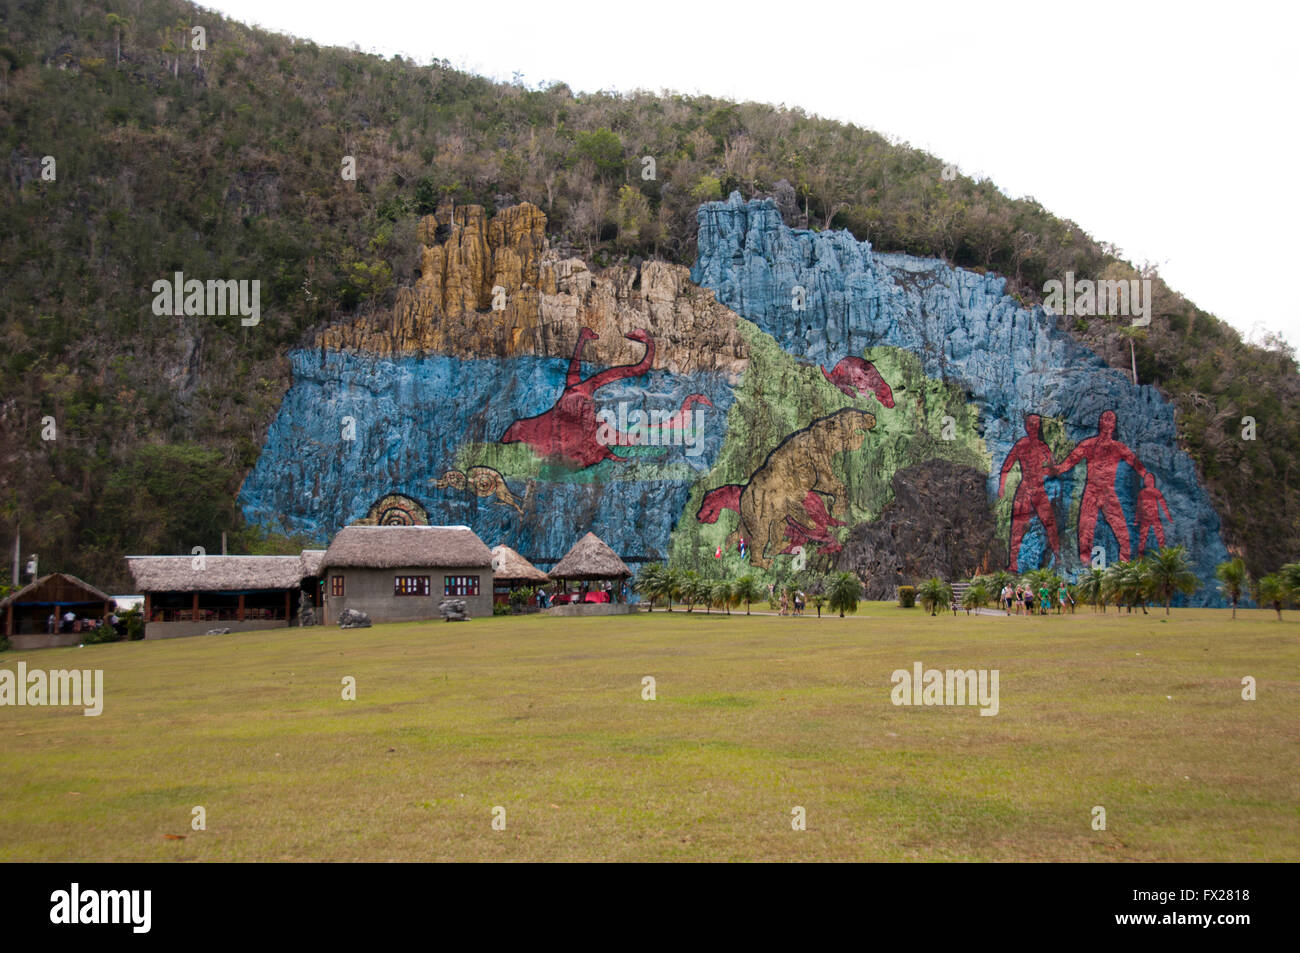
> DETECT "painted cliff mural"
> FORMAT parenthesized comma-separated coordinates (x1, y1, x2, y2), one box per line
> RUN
(238, 194, 1233, 604)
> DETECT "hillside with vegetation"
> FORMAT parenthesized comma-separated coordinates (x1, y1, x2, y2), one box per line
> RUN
(1, 0, 1296, 590)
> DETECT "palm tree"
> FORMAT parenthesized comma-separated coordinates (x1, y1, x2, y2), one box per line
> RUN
(1124, 559, 1153, 614)
(1146, 546, 1199, 614)
(664, 567, 688, 612)
(1254, 574, 1288, 621)
(732, 575, 762, 615)
(917, 577, 952, 617)
(811, 591, 827, 618)
(679, 570, 703, 612)
(962, 582, 990, 614)
(635, 563, 666, 611)
(1280, 562, 1300, 603)
(828, 572, 862, 617)
(1077, 568, 1106, 612)
(106, 13, 130, 67)
(1215, 558, 1250, 619)
(709, 579, 734, 615)
(1118, 324, 1147, 386)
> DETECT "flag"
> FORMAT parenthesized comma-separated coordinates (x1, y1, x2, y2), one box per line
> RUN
(714, 545, 722, 558)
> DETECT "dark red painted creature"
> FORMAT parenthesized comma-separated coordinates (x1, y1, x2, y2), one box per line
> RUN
(500, 327, 655, 468)
(655, 394, 714, 431)
(821, 356, 895, 408)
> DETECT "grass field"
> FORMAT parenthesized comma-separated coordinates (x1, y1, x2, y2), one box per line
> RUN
(1, 604, 1297, 861)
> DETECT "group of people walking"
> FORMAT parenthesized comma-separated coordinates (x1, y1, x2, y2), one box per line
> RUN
(999, 583, 1074, 616)
(775, 587, 806, 616)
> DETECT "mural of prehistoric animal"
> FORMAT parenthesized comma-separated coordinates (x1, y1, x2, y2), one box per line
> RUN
(696, 408, 876, 568)
(431, 466, 524, 514)
(821, 357, 895, 408)
(999, 414, 1061, 572)
(500, 327, 655, 468)
(356, 493, 429, 526)
(1048, 410, 1149, 564)
(656, 394, 713, 431)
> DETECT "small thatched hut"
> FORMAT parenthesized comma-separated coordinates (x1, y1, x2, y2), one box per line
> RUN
(490, 545, 549, 605)
(321, 525, 494, 623)
(549, 532, 633, 603)
(1, 573, 112, 649)
(126, 555, 305, 639)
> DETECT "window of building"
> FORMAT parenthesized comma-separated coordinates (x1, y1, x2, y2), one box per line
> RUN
(331, 575, 345, 597)
(394, 575, 431, 597)
(444, 575, 480, 597)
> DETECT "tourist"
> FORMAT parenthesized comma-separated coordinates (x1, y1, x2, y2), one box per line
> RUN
(61, 609, 75, 633)
(795, 590, 805, 615)
(1038, 585, 1051, 615)
(1001, 584, 1013, 614)
(1021, 587, 1033, 617)
(47, 611, 56, 634)
(779, 591, 788, 616)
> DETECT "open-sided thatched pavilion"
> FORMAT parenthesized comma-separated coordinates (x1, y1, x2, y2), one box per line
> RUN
(548, 532, 633, 608)
(1, 573, 112, 649)
(490, 545, 549, 605)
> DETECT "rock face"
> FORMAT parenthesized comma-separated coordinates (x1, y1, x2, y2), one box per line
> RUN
(318, 201, 748, 380)
(837, 460, 1004, 600)
(691, 194, 1231, 603)
(337, 608, 372, 629)
(240, 195, 1233, 605)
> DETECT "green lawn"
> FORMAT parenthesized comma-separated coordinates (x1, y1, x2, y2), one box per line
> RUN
(2, 604, 1297, 861)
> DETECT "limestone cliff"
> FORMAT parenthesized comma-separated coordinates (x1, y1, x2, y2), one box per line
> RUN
(318, 201, 748, 379)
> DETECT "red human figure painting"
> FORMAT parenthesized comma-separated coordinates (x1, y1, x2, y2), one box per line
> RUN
(1048, 410, 1148, 563)
(820, 357, 895, 408)
(998, 413, 1061, 572)
(500, 327, 654, 468)
(1135, 473, 1172, 555)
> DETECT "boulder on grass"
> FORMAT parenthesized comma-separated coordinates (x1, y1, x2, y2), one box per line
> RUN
(205, 627, 232, 635)
(337, 608, 372, 629)
(439, 599, 468, 621)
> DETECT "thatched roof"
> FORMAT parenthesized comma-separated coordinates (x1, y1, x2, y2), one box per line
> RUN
(125, 556, 304, 593)
(0, 573, 111, 609)
(299, 549, 326, 576)
(490, 545, 549, 583)
(322, 525, 492, 570)
(549, 532, 632, 580)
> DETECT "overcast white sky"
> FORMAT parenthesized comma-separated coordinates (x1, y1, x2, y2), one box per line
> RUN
(204, 0, 1300, 349)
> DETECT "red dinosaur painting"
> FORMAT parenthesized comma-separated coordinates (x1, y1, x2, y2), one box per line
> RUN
(656, 394, 714, 431)
(500, 327, 654, 468)
(821, 357, 895, 408)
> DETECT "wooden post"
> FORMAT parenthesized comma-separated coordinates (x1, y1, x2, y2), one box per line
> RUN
(237, 594, 244, 622)
(5, 603, 12, 638)
(192, 592, 199, 622)
(284, 589, 290, 626)
(144, 593, 152, 621)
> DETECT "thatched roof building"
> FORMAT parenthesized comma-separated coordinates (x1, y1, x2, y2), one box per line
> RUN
(126, 555, 305, 592)
(0, 572, 110, 611)
(3, 573, 112, 642)
(490, 545, 549, 584)
(322, 525, 492, 570)
(299, 549, 326, 577)
(549, 532, 632, 581)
